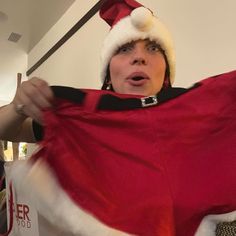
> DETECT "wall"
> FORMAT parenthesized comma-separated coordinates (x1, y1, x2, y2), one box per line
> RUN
(28, 0, 107, 89)
(0, 41, 27, 106)
(28, 0, 236, 89)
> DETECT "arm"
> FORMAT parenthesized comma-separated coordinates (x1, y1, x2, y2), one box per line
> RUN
(0, 104, 34, 142)
(0, 77, 54, 143)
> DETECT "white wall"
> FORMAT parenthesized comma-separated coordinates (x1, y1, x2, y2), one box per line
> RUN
(0, 41, 27, 106)
(28, 0, 107, 89)
(28, 0, 236, 89)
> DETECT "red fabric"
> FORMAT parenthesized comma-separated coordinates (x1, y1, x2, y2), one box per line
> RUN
(100, 0, 142, 27)
(33, 70, 236, 236)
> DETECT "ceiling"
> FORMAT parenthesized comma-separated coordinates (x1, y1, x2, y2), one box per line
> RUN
(0, 0, 75, 52)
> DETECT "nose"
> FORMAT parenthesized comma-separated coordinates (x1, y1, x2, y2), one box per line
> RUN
(131, 57, 147, 65)
(130, 46, 147, 65)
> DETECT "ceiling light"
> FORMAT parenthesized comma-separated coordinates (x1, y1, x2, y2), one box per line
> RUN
(8, 32, 22, 42)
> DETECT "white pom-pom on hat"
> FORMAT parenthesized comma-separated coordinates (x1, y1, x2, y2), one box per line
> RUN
(131, 7, 154, 31)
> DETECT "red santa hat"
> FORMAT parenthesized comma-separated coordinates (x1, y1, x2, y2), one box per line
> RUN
(100, 0, 176, 84)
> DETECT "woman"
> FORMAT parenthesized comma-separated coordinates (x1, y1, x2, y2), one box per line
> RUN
(0, 1, 178, 144)
(0, 39, 174, 141)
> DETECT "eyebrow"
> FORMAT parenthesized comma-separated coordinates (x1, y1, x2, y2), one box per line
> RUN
(146, 40, 160, 46)
(121, 42, 134, 47)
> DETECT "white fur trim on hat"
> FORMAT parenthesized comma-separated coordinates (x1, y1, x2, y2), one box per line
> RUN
(194, 211, 236, 236)
(100, 7, 175, 84)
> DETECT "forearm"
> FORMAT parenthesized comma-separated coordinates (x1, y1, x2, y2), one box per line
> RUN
(0, 103, 35, 143)
(0, 77, 53, 143)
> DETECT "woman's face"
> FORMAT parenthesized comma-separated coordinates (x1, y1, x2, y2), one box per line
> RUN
(109, 39, 167, 96)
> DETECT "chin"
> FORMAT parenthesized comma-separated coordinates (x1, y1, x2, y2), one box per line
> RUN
(124, 90, 150, 96)
(115, 86, 157, 96)
(126, 86, 158, 96)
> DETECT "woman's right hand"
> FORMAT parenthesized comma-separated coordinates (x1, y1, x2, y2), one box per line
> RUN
(12, 77, 54, 124)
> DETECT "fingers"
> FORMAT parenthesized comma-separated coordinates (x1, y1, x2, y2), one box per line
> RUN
(30, 77, 54, 104)
(13, 77, 54, 124)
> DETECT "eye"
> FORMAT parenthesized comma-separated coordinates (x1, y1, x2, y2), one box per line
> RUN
(147, 42, 162, 53)
(116, 43, 134, 54)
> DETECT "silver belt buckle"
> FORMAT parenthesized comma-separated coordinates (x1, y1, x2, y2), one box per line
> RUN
(141, 96, 158, 107)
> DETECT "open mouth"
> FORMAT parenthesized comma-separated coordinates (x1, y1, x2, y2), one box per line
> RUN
(128, 77, 148, 86)
(131, 76, 146, 81)
(127, 73, 149, 86)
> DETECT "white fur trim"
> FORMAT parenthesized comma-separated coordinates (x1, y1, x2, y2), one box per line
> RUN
(195, 211, 236, 236)
(100, 7, 175, 84)
(9, 160, 133, 236)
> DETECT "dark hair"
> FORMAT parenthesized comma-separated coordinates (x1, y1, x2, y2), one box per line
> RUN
(160, 50, 171, 91)
(101, 66, 115, 91)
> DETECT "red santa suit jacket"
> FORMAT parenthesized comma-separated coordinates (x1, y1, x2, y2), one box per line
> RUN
(11, 70, 236, 236)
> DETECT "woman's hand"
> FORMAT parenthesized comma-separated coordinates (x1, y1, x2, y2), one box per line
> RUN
(12, 77, 54, 124)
